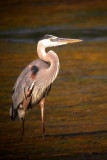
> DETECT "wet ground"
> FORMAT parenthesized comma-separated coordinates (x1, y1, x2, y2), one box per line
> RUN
(0, 0, 107, 159)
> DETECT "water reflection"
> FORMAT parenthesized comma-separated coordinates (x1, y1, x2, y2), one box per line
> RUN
(0, 25, 107, 44)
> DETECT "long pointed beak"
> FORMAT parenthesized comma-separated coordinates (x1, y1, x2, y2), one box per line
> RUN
(58, 38, 83, 44)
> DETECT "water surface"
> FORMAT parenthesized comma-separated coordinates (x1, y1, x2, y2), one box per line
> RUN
(0, 25, 107, 159)
(0, 26, 107, 44)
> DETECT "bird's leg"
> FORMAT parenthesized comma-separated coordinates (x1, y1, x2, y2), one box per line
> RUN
(20, 97, 30, 142)
(20, 82, 34, 142)
(20, 116, 25, 142)
(40, 97, 45, 140)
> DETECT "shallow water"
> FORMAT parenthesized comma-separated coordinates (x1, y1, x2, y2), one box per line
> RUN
(0, 25, 107, 160)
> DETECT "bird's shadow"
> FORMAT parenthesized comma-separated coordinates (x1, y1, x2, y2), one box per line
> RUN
(38, 130, 107, 138)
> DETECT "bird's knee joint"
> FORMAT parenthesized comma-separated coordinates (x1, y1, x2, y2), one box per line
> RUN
(40, 98, 45, 106)
(41, 101, 44, 106)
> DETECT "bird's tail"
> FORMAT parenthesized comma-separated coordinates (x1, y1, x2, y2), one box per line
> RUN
(10, 105, 19, 121)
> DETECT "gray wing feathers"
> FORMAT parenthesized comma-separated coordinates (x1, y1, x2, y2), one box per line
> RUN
(12, 59, 49, 109)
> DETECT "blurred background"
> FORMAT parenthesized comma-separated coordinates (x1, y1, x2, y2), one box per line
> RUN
(0, 0, 107, 159)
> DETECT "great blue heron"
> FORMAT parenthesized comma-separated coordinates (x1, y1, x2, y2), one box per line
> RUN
(10, 34, 82, 141)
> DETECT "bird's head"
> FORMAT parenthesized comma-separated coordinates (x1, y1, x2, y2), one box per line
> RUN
(38, 34, 82, 48)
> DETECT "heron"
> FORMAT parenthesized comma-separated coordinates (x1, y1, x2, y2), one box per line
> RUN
(10, 34, 82, 141)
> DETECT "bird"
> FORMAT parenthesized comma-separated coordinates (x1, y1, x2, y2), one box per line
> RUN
(10, 34, 82, 141)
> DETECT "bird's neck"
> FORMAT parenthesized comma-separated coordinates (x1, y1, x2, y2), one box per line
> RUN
(37, 42, 60, 83)
(37, 42, 47, 60)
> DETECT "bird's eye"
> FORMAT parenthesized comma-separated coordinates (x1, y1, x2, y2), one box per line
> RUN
(50, 38, 53, 42)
